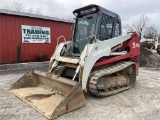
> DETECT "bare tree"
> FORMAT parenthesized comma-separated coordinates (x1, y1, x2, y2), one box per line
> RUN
(2, 5, 11, 10)
(144, 26, 157, 38)
(61, 15, 74, 22)
(66, 15, 74, 22)
(27, 7, 34, 14)
(2, 2, 43, 15)
(35, 8, 42, 15)
(124, 14, 149, 38)
(11, 2, 24, 12)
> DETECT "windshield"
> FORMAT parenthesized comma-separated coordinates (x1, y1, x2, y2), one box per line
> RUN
(73, 13, 97, 54)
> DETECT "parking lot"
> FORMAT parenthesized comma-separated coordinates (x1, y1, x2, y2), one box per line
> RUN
(0, 63, 160, 120)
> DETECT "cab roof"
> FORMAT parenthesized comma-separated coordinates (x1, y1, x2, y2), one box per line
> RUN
(73, 4, 120, 19)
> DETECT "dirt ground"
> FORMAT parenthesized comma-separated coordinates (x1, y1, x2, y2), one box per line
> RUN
(0, 66, 160, 120)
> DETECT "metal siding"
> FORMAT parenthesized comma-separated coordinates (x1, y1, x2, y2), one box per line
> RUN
(6, 15, 14, 62)
(0, 15, 2, 62)
(0, 14, 72, 63)
(1, 15, 7, 62)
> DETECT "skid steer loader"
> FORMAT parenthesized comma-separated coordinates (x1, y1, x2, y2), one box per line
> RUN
(10, 4, 140, 119)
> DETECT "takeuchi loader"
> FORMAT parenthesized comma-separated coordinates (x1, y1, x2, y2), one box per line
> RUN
(10, 4, 140, 119)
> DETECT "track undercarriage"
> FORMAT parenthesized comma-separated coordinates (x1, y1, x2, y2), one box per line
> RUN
(88, 61, 136, 97)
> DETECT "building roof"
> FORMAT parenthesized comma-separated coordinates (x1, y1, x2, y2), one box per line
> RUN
(0, 9, 72, 23)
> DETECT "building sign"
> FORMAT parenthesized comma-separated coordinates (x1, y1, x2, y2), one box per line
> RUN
(22, 25, 51, 43)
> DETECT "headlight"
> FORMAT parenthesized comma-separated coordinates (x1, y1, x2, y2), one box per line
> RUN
(74, 12, 78, 17)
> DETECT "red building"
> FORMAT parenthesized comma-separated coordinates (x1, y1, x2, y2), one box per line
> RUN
(0, 9, 72, 63)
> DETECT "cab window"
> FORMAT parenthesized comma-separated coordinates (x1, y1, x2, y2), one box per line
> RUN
(99, 14, 115, 40)
(115, 22, 120, 37)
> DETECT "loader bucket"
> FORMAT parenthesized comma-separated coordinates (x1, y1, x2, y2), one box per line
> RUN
(10, 70, 86, 119)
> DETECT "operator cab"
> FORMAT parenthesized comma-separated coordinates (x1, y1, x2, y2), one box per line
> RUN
(72, 4, 122, 54)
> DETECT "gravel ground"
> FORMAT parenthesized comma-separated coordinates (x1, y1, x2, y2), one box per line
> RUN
(0, 65, 160, 120)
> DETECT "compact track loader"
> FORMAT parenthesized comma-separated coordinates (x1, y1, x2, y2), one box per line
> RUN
(10, 4, 140, 119)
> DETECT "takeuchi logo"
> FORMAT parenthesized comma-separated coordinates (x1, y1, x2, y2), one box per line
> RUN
(92, 47, 110, 57)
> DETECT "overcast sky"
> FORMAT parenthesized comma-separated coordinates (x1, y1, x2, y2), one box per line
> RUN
(0, 0, 160, 33)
